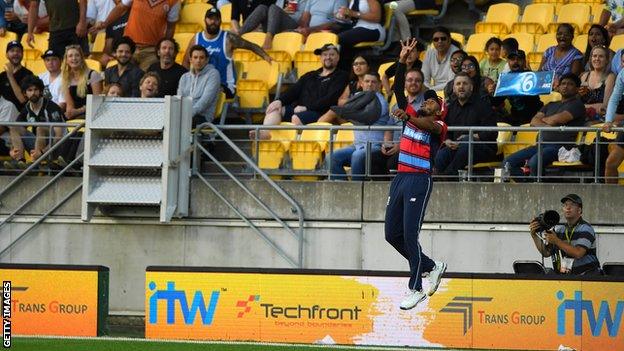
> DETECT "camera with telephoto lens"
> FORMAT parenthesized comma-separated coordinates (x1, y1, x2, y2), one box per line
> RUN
(535, 210, 560, 232)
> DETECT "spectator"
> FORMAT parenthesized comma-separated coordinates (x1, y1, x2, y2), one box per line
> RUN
(105, 82, 124, 97)
(603, 55, 624, 184)
(374, 51, 429, 176)
(578, 45, 615, 123)
(491, 50, 543, 126)
(460, 55, 495, 100)
(8, 75, 64, 167)
(381, 41, 424, 97)
(479, 37, 505, 82)
(327, 72, 389, 180)
(27, 0, 88, 56)
(443, 49, 467, 99)
(391, 0, 435, 41)
(601, 0, 624, 36)
(0, 91, 18, 165)
(62, 45, 104, 120)
(318, 55, 370, 124)
(183, 7, 271, 99)
(294, 0, 347, 39)
(539, 23, 582, 83)
(422, 26, 459, 91)
(335, 0, 385, 69)
(147, 37, 187, 97)
(503, 73, 585, 181)
(139, 71, 159, 98)
(434, 71, 498, 179)
(582, 24, 613, 71)
(250, 43, 348, 140)
(39, 48, 64, 107)
(529, 194, 600, 275)
(91, 0, 181, 71)
(89, 0, 130, 68)
(104, 36, 144, 97)
(1, 0, 48, 39)
(0, 40, 33, 110)
(500, 37, 519, 74)
(230, 0, 275, 35)
(239, 1, 306, 49)
(177, 45, 220, 127)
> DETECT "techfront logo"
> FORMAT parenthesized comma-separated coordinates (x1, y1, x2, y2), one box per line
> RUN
(440, 296, 493, 335)
(236, 295, 260, 318)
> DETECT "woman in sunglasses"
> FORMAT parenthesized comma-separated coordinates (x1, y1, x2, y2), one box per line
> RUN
(421, 26, 460, 91)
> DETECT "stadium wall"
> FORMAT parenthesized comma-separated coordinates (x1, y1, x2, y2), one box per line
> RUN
(0, 176, 622, 313)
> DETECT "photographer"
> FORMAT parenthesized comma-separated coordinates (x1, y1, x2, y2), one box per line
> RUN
(529, 194, 601, 275)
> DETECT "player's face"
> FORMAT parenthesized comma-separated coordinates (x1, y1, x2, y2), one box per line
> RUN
(204, 16, 221, 35)
(115, 43, 133, 65)
(25, 86, 42, 103)
(420, 98, 440, 116)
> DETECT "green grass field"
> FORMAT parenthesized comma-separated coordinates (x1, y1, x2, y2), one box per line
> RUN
(10, 337, 488, 351)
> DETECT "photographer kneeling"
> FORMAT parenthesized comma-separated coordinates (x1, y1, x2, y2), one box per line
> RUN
(529, 194, 601, 275)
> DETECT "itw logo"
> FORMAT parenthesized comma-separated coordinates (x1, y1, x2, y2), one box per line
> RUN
(557, 290, 624, 337)
(148, 281, 220, 325)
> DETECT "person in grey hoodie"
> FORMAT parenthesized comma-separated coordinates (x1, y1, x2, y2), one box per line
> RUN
(177, 45, 221, 127)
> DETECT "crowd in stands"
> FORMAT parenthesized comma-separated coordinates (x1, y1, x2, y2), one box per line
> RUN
(0, 0, 620, 184)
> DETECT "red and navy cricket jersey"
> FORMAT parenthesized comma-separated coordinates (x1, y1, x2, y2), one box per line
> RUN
(397, 104, 447, 174)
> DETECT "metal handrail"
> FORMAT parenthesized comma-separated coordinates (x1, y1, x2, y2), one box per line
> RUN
(194, 122, 305, 268)
(0, 121, 85, 201)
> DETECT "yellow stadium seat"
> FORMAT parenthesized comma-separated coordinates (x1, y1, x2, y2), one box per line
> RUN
(271, 32, 303, 60)
(220, 3, 232, 31)
(591, 3, 606, 19)
(241, 32, 266, 47)
(242, 60, 280, 90)
(504, 33, 535, 53)
(379, 61, 395, 96)
(19, 32, 46, 60)
(512, 3, 554, 35)
(289, 122, 332, 175)
(450, 32, 465, 47)
(24, 59, 46, 75)
(180, 3, 211, 27)
(255, 122, 297, 171)
(333, 123, 354, 150)
(611, 34, 624, 51)
(85, 59, 102, 72)
(568, 0, 604, 4)
(529, 33, 557, 70)
(502, 124, 538, 157)
(533, 0, 566, 14)
(475, 3, 520, 35)
(574, 34, 588, 52)
(294, 51, 321, 78)
(465, 33, 497, 61)
(106, 59, 117, 69)
(548, 3, 591, 34)
(236, 80, 268, 109)
(303, 32, 338, 51)
(265, 50, 292, 75)
(539, 91, 562, 105)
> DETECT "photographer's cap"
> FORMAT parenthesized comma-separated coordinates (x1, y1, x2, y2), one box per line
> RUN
(561, 194, 582, 207)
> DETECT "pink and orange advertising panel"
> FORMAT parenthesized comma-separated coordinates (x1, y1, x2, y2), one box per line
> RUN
(145, 269, 623, 350)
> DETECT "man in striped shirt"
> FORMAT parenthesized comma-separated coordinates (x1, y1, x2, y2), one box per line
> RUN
(529, 194, 601, 275)
(385, 38, 449, 311)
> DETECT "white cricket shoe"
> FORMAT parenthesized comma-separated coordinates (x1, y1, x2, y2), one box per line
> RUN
(427, 261, 447, 296)
(400, 290, 426, 310)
